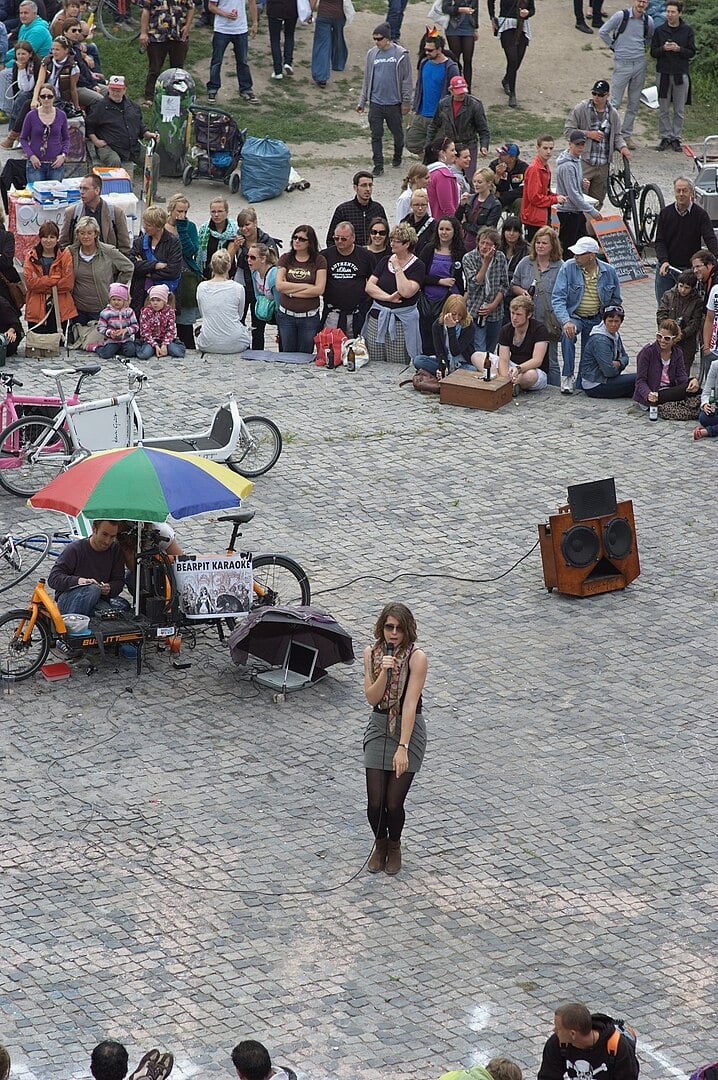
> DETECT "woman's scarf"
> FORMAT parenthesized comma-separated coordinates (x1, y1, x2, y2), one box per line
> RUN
(370, 642, 413, 735)
(197, 219, 237, 271)
(175, 217, 202, 275)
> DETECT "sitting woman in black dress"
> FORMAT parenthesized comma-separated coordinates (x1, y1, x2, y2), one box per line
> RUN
(363, 603, 427, 876)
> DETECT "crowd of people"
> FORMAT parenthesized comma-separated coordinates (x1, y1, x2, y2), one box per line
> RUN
(0, 1003, 653, 1080)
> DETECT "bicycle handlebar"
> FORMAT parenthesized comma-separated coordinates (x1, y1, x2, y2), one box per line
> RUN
(1, 372, 22, 389)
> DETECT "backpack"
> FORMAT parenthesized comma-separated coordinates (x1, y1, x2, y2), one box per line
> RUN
(611, 8, 650, 44)
(592, 1013, 639, 1074)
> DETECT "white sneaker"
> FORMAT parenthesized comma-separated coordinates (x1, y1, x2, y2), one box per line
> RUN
(283, 63, 294, 75)
(271, 71, 283, 79)
(560, 375, 575, 394)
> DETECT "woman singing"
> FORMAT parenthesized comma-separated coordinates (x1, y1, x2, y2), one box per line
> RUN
(363, 603, 427, 876)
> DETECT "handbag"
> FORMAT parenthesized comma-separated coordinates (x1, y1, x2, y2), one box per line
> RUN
(400, 370, 441, 394)
(0, 271, 26, 312)
(25, 286, 64, 359)
(427, 0, 450, 29)
(534, 266, 562, 342)
(255, 293, 276, 322)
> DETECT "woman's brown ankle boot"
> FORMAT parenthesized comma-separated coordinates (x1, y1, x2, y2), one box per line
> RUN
(385, 839, 402, 874)
(367, 837, 388, 873)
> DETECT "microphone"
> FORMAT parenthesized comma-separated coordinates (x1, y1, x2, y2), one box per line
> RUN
(386, 642, 394, 678)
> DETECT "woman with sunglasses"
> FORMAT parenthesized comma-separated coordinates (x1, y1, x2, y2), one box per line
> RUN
(248, 243, 280, 349)
(19, 84, 69, 182)
(363, 602, 427, 876)
(365, 216, 390, 270)
(31, 35, 80, 112)
(365, 221, 424, 364)
(275, 224, 327, 353)
(230, 206, 280, 347)
(634, 318, 700, 416)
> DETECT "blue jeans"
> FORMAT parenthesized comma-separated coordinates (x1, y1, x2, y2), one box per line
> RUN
(386, 0, 408, 39)
(96, 340, 138, 359)
(8, 89, 32, 133)
(547, 340, 560, 387)
(276, 309, 320, 354)
(698, 407, 718, 435)
(207, 31, 252, 94)
(559, 313, 601, 377)
(26, 163, 65, 183)
(136, 341, 186, 360)
(473, 318, 501, 355)
(414, 354, 473, 375)
(310, 15, 347, 84)
(57, 586, 131, 618)
(584, 374, 636, 398)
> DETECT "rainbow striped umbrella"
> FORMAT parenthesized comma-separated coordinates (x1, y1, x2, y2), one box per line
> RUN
(28, 446, 253, 521)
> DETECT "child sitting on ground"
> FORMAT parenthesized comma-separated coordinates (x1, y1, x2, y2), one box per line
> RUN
(95, 282, 139, 358)
(656, 270, 703, 375)
(137, 284, 186, 360)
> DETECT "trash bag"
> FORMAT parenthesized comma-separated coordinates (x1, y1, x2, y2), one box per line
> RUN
(240, 137, 291, 202)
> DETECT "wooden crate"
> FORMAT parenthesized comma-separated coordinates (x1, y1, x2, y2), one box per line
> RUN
(439, 370, 513, 411)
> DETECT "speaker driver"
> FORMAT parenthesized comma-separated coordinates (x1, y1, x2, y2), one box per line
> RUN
(560, 525, 600, 567)
(604, 516, 633, 559)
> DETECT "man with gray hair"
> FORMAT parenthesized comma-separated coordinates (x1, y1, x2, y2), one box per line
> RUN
(320, 221, 373, 335)
(654, 176, 718, 302)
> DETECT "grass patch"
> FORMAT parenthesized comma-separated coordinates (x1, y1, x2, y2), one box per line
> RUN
(489, 107, 568, 145)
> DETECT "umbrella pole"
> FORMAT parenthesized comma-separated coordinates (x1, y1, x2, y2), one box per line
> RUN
(134, 523, 142, 617)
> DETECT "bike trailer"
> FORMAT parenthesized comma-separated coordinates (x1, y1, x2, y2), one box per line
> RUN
(687, 135, 718, 231)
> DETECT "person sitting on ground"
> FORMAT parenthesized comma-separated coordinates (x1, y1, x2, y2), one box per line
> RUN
(196, 248, 251, 355)
(231, 1039, 296, 1080)
(90, 1041, 129, 1080)
(47, 519, 130, 620)
(0, 41, 41, 149)
(439, 1058, 523, 1080)
(577, 304, 635, 397)
(634, 317, 700, 417)
(94, 281, 139, 359)
(319, 222, 373, 338)
(538, 1003, 639, 1080)
(136, 284, 186, 360)
(498, 295, 549, 392)
(656, 269, 702, 375)
(693, 355, 718, 440)
(413, 293, 483, 379)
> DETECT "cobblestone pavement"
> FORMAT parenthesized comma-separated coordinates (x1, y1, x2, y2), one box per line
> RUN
(1, 144, 717, 1080)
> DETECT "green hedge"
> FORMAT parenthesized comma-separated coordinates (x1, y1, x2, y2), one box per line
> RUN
(684, 0, 718, 81)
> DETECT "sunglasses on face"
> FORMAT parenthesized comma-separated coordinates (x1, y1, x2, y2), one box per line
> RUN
(371, 229, 387, 236)
(39, 93, 55, 99)
(657, 333, 675, 341)
(247, 254, 258, 260)
(384, 622, 401, 631)
(293, 235, 308, 241)
(373, 34, 386, 40)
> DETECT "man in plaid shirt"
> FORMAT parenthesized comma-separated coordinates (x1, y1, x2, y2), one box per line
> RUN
(462, 226, 510, 354)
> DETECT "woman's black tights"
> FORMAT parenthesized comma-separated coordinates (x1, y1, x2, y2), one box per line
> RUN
(447, 35, 475, 93)
(366, 768, 415, 841)
(500, 31, 528, 94)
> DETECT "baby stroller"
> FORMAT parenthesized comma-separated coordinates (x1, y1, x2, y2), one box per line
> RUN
(182, 104, 247, 193)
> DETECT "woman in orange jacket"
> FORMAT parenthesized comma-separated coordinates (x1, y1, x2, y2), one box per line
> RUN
(23, 220, 77, 334)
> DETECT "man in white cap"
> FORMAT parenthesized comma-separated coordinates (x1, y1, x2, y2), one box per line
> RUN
(551, 236, 622, 394)
(86, 75, 159, 190)
(426, 74, 489, 180)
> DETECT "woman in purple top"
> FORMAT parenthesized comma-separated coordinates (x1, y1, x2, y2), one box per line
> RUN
(417, 215, 465, 352)
(19, 84, 69, 183)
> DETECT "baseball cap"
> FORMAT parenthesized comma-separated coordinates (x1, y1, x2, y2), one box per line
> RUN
(568, 128, 587, 144)
(449, 75, 469, 93)
(108, 75, 126, 88)
(569, 237, 600, 255)
(497, 142, 520, 157)
(592, 79, 610, 95)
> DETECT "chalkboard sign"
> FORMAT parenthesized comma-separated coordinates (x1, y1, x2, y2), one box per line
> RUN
(592, 215, 647, 283)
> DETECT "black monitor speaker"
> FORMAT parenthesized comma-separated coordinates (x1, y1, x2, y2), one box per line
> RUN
(567, 477, 617, 522)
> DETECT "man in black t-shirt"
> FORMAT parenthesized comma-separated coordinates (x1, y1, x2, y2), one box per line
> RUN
(320, 221, 374, 336)
(497, 295, 549, 392)
(538, 1002, 639, 1080)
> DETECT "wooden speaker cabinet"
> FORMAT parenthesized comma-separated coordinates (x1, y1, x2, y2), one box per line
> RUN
(538, 500, 640, 597)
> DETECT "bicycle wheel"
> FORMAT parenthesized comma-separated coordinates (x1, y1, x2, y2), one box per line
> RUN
(0, 416, 73, 498)
(251, 554, 311, 608)
(0, 608, 52, 681)
(0, 533, 51, 595)
(227, 416, 283, 478)
(639, 183, 665, 246)
(607, 153, 630, 209)
(97, 0, 141, 38)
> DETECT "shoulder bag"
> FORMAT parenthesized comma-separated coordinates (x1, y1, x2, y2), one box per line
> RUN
(25, 285, 64, 358)
(534, 265, 562, 342)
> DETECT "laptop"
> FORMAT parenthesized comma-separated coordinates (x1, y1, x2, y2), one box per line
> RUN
(254, 640, 321, 693)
